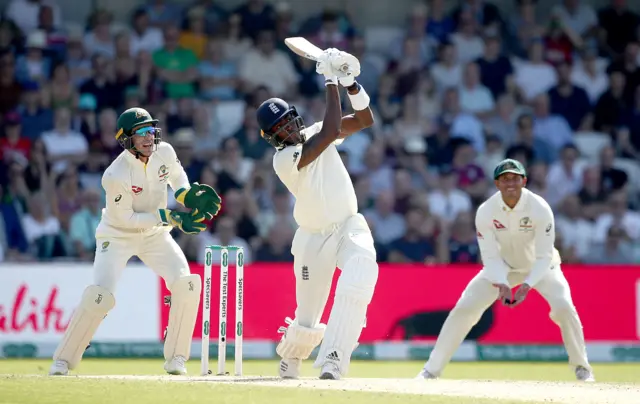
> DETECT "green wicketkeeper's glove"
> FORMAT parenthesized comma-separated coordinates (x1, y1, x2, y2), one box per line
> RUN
(159, 209, 207, 234)
(174, 182, 222, 220)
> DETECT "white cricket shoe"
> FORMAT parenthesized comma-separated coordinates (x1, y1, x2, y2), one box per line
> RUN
(49, 360, 69, 376)
(319, 362, 341, 380)
(575, 366, 595, 382)
(164, 355, 187, 375)
(279, 358, 301, 379)
(415, 368, 438, 379)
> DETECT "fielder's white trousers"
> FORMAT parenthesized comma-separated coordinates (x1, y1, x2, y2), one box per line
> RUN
(424, 265, 591, 376)
(94, 230, 190, 294)
(290, 213, 377, 328)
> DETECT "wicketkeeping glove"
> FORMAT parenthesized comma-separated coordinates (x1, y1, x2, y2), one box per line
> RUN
(159, 209, 207, 235)
(174, 182, 222, 220)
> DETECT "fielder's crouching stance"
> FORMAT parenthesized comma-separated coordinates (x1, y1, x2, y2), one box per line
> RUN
(417, 159, 594, 382)
(257, 48, 377, 380)
(49, 108, 221, 376)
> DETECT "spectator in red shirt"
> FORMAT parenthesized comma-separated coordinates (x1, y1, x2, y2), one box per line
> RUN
(0, 111, 31, 166)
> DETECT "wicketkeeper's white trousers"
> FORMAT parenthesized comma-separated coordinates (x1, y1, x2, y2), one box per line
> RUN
(424, 266, 591, 376)
(94, 230, 190, 294)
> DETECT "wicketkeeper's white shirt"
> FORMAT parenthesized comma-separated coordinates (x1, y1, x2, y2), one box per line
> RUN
(273, 122, 357, 232)
(96, 141, 190, 238)
(475, 188, 561, 287)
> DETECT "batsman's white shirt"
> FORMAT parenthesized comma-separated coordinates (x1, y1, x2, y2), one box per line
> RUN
(273, 122, 356, 231)
(475, 187, 561, 288)
(96, 141, 189, 238)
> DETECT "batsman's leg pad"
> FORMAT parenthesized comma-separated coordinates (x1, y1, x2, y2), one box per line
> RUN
(314, 256, 378, 375)
(53, 285, 115, 369)
(276, 317, 326, 360)
(164, 274, 201, 361)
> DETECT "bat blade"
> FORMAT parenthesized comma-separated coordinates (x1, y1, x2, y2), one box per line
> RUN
(284, 37, 350, 73)
(284, 37, 323, 61)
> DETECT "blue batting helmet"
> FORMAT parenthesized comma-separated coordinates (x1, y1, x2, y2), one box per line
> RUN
(256, 98, 305, 148)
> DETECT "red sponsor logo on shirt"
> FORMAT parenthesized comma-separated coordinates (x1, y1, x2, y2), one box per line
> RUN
(493, 220, 506, 230)
(132, 186, 143, 195)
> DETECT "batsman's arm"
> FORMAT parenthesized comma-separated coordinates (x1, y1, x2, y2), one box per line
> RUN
(338, 82, 374, 138)
(475, 211, 510, 285)
(524, 201, 556, 288)
(103, 173, 164, 228)
(297, 80, 342, 170)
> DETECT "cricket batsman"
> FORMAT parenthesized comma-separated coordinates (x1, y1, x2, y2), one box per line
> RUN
(256, 48, 376, 380)
(49, 107, 221, 376)
(416, 159, 594, 382)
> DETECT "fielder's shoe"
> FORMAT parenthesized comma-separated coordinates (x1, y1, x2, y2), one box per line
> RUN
(49, 359, 69, 376)
(575, 366, 595, 382)
(279, 358, 302, 379)
(164, 355, 187, 375)
(319, 362, 341, 380)
(415, 368, 438, 379)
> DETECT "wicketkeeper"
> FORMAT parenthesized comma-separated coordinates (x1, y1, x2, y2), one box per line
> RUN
(49, 107, 221, 376)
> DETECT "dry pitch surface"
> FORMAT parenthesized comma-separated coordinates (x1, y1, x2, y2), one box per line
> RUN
(78, 374, 640, 404)
(2, 360, 640, 404)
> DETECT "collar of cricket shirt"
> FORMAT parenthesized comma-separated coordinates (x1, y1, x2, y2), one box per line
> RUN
(124, 149, 151, 167)
(500, 187, 530, 212)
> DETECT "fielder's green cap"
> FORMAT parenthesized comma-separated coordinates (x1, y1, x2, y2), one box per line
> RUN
(116, 107, 158, 139)
(493, 158, 526, 179)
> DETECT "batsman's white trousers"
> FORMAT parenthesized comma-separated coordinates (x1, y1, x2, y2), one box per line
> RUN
(424, 265, 591, 376)
(94, 230, 190, 294)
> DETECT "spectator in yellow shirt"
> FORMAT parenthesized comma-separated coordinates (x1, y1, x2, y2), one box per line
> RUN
(179, 6, 207, 60)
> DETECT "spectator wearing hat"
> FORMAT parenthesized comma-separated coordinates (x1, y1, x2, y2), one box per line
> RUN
(16, 30, 51, 84)
(0, 111, 30, 165)
(16, 80, 51, 139)
(73, 93, 98, 140)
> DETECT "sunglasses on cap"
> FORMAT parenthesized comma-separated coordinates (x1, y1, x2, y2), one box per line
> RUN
(133, 126, 157, 136)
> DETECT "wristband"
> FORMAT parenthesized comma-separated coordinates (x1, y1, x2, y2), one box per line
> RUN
(324, 76, 338, 86)
(347, 84, 370, 111)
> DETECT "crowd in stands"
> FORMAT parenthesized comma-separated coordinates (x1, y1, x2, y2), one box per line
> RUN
(0, 0, 639, 265)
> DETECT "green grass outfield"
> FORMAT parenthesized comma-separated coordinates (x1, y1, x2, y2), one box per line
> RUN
(1, 359, 639, 404)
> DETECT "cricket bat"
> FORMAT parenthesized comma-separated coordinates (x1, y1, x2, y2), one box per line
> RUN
(284, 37, 349, 73)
